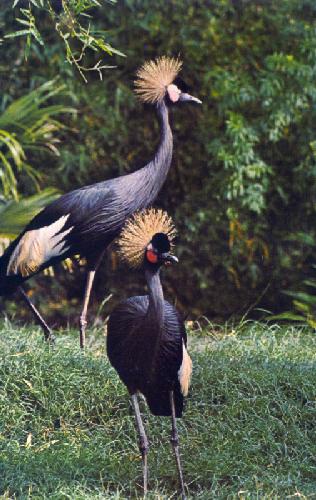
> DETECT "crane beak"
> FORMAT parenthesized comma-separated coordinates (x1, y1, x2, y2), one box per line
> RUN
(179, 92, 202, 104)
(161, 253, 179, 266)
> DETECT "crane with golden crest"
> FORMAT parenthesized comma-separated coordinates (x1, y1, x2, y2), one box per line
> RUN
(0, 57, 201, 347)
(107, 208, 192, 499)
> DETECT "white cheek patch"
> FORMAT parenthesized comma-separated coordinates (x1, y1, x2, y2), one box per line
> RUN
(7, 214, 73, 277)
(178, 342, 192, 396)
(167, 84, 181, 103)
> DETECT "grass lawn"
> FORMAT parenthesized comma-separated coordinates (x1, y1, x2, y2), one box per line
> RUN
(0, 321, 315, 499)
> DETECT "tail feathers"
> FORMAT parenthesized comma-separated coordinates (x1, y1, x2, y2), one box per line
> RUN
(179, 344, 193, 397)
(145, 383, 184, 417)
(0, 243, 26, 296)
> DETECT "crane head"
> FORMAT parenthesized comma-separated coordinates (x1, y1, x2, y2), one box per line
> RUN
(134, 56, 202, 105)
(166, 77, 202, 105)
(116, 209, 177, 269)
(146, 233, 178, 267)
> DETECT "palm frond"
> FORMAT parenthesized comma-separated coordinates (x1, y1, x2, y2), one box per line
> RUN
(0, 81, 75, 199)
(0, 188, 59, 238)
(0, 81, 74, 131)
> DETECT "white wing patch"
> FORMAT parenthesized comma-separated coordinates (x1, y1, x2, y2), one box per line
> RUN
(7, 215, 72, 277)
(178, 342, 192, 396)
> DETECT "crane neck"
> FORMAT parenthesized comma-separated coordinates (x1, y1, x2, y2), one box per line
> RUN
(110, 99, 173, 218)
(135, 99, 172, 201)
(151, 99, 173, 182)
(145, 267, 165, 342)
(140, 267, 166, 378)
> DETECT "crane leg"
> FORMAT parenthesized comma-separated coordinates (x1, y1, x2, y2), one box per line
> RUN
(169, 390, 186, 500)
(79, 270, 96, 349)
(79, 251, 105, 349)
(131, 393, 149, 496)
(19, 287, 55, 344)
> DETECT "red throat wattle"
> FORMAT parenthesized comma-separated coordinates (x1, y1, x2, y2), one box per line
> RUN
(146, 249, 158, 264)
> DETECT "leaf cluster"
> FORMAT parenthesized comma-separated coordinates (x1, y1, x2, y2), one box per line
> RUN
(6, 0, 124, 81)
(0, 80, 74, 200)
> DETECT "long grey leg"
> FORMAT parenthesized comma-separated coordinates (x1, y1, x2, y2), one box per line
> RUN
(79, 251, 105, 349)
(131, 393, 149, 496)
(79, 269, 96, 349)
(169, 390, 186, 500)
(19, 286, 55, 344)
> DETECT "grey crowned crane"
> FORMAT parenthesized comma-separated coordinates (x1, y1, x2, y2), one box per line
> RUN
(0, 56, 201, 348)
(107, 209, 192, 499)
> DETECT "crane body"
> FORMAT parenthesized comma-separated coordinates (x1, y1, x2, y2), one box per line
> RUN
(108, 293, 187, 417)
(107, 210, 192, 498)
(0, 99, 172, 292)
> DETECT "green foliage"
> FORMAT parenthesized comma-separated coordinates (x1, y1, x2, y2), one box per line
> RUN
(0, 80, 74, 200)
(285, 290, 316, 328)
(0, 129, 25, 201)
(6, 0, 123, 81)
(271, 267, 316, 328)
(0, 188, 59, 238)
(0, 322, 315, 497)
(1, 0, 316, 320)
(6, 5, 44, 54)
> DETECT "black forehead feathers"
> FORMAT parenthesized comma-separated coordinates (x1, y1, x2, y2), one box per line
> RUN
(173, 76, 190, 93)
(151, 233, 170, 253)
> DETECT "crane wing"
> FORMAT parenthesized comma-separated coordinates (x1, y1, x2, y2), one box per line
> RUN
(2, 182, 117, 279)
(6, 214, 72, 277)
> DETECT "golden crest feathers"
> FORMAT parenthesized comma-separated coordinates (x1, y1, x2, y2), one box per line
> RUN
(117, 208, 176, 268)
(134, 56, 182, 104)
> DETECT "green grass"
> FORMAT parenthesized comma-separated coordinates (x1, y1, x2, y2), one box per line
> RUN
(0, 321, 316, 499)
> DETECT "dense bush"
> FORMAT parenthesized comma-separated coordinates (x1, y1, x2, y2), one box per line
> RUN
(1, 0, 316, 323)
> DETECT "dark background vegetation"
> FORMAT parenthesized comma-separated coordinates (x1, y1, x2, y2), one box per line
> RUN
(0, 0, 316, 326)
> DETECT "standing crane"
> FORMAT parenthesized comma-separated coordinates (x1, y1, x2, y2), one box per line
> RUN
(0, 56, 201, 348)
(107, 209, 192, 499)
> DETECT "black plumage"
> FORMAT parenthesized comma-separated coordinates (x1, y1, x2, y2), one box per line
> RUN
(0, 101, 172, 287)
(108, 296, 185, 417)
(0, 56, 201, 347)
(107, 217, 192, 498)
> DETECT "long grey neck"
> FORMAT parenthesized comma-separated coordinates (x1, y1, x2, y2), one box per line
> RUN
(150, 99, 173, 185)
(145, 267, 165, 349)
(134, 99, 173, 203)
